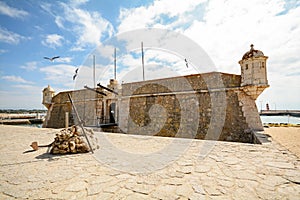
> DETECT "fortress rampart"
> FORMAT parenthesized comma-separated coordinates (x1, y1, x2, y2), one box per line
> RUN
(42, 45, 269, 143)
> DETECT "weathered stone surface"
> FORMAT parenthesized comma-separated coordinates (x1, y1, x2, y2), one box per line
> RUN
(266, 161, 295, 169)
(194, 165, 211, 173)
(44, 71, 264, 143)
(175, 183, 194, 197)
(1, 126, 300, 200)
(65, 181, 87, 192)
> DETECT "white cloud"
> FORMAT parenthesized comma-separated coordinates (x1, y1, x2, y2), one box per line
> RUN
(12, 84, 40, 91)
(54, 2, 114, 50)
(1, 75, 34, 84)
(183, 0, 300, 74)
(0, 49, 7, 54)
(118, 0, 206, 33)
(40, 64, 77, 88)
(40, 1, 114, 50)
(116, 0, 300, 109)
(181, 0, 300, 108)
(0, 27, 26, 44)
(42, 34, 64, 48)
(0, 1, 29, 19)
(96, 45, 115, 61)
(69, 0, 89, 7)
(20, 62, 38, 71)
(57, 57, 73, 63)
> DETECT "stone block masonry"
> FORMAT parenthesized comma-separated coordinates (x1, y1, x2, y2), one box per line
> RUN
(42, 45, 268, 143)
(43, 72, 264, 143)
(43, 89, 104, 128)
(119, 72, 257, 143)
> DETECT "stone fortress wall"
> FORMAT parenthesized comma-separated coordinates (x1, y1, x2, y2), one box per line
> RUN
(119, 72, 260, 143)
(42, 45, 269, 143)
(43, 89, 106, 128)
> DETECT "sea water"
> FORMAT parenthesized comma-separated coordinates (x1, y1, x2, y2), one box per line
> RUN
(260, 115, 300, 125)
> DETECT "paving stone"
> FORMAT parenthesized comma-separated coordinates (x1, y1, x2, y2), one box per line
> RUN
(204, 186, 223, 196)
(208, 155, 224, 162)
(266, 161, 295, 169)
(89, 192, 114, 200)
(223, 157, 241, 165)
(232, 187, 258, 200)
(189, 193, 206, 200)
(216, 179, 235, 188)
(177, 159, 194, 166)
(255, 186, 281, 200)
(209, 195, 232, 200)
(194, 165, 211, 173)
(176, 166, 193, 174)
(103, 184, 121, 193)
(116, 173, 134, 180)
(151, 185, 179, 199)
(0, 193, 15, 200)
(167, 170, 185, 178)
(284, 169, 300, 184)
(162, 177, 185, 186)
(131, 183, 155, 195)
(175, 183, 194, 197)
(260, 175, 290, 187)
(87, 183, 103, 196)
(112, 188, 134, 199)
(86, 175, 114, 185)
(1, 126, 300, 200)
(126, 192, 151, 200)
(3, 188, 30, 199)
(65, 181, 87, 192)
(191, 183, 205, 194)
(231, 170, 261, 181)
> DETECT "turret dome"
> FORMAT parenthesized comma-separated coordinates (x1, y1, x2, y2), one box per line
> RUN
(43, 85, 55, 92)
(242, 44, 264, 60)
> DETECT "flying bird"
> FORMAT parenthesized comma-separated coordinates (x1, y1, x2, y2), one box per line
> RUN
(73, 68, 79, 80)
(44, 56, 60, 62)
(184, 58, 189, 68)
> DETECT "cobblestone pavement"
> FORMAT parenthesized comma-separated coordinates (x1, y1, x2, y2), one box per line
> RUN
(0, 125, 299, 199)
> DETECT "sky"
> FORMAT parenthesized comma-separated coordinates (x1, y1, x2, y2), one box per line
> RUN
(0, 0, 299, 110)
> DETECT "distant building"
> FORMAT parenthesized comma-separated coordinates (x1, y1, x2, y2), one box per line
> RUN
(42, 45, 269, 143)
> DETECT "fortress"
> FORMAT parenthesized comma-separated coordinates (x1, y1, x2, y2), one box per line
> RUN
(42, 45, 269, 143)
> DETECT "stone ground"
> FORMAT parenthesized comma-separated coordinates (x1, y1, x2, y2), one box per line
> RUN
(0, 125, 299, 199)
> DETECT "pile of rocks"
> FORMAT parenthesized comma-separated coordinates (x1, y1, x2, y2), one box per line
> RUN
(50, 126, 90, 154)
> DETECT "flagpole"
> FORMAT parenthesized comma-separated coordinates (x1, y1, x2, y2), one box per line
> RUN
(141, 42, 145, 81)
(114, 48, 116, 80)
(93, 55, 96, 88)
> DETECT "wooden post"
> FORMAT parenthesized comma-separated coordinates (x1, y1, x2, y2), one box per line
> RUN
(68, 94, 94, 153)
(65, 112, 69, 128)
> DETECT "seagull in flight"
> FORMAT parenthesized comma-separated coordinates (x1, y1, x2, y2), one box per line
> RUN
(73, 68, 79, 80)
(44, 56, 60, 62)
(184, 58, 189, 68)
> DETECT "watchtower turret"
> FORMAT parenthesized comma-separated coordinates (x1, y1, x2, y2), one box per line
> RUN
(42, 85, 55, 109)
(239, 44, 269, 99)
